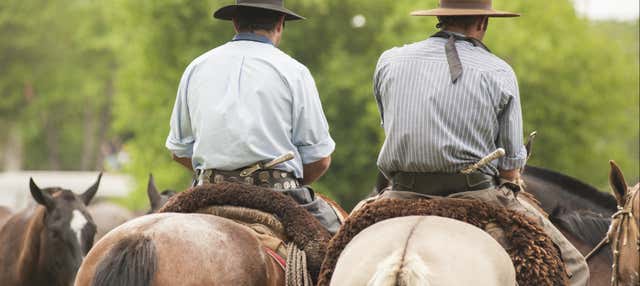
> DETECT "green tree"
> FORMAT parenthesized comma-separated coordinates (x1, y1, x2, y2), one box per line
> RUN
(0, 0, 117, 171)
(108, 0, 638, 210)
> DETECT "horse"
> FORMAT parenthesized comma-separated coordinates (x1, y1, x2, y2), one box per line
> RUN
(523, 165, 617, 216)
(319, 198, 568, 286)
(0, 173, 101, 286)
(552, 209, 613, 286)
(75, 212, 285, 286)
(88, 174, 176, 241)
(0, 206, 12, 228)
(144, 174, 177, 214)
(371, 166, 619, 285)
(606, 161, 639, 286)
(74, 182, 336, 286)
(330, 216, 515, 286)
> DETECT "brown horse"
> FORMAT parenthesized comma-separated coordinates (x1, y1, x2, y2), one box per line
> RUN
(0, 174, 101, 286)
(607, 161, 639, 286)
(144, 174, 177, 214)
(0, 206, 12, 228)
(88, 174, 176, 241)
(75, 212, 285, 286)
(75, 182, 340, 286)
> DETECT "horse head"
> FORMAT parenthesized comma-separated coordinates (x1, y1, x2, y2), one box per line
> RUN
(146, 174, 176, 214)
(608, 161, 639, 285)
(28, 173, 101, 276)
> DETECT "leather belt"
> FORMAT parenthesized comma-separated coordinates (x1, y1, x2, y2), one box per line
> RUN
(195, 168, 301, 190)
(392, 172, 497, 196)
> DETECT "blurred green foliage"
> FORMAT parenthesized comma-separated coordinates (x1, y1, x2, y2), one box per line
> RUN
(1, 0, 638, 210)
(0, 0, 116, 170)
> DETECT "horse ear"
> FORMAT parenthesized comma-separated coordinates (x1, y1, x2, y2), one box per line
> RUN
(81, 172, 102, 205)
(147, 174, 162, 211)
(609, 161, 628, 207)
(29, 178, 55, 211)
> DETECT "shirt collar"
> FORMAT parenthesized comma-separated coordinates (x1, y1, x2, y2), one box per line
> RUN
(232, 33, 274, 46)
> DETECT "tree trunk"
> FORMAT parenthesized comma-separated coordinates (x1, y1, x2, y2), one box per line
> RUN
(95, 64, 115, 170)
(44, 113, 61, 170)
(81, 99, 97, 170)
(3, 123, 23, 171)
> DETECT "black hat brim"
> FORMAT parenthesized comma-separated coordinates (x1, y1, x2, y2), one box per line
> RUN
(214, 4, 305, 21)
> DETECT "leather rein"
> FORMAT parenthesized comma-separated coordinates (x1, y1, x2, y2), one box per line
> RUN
(584, 188, 639, 286)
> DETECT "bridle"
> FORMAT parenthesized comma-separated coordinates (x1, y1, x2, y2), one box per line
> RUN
(585, 187, 639, 286)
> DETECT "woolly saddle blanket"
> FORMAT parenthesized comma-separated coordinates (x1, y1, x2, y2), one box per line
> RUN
(317, 198, 569, 286)
(158, 182, 332, 281)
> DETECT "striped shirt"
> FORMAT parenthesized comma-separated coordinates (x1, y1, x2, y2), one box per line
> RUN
(374, 36, 527, 177)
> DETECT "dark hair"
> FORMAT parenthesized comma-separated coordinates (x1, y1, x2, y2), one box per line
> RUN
(235, 7, 283, 32)
(436, 16, 483, 30)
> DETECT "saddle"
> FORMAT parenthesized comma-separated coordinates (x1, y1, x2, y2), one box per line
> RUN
(318, 198, 569, 286)
(158, 182, 334, 283)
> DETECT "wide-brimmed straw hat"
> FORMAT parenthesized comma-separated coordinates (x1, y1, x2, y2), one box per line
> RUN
(214, 0, 305, 21)
(411, 0, 519, 18)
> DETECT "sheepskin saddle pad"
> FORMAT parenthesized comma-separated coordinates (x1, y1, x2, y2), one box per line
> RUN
(158, 182, 332, 280)
(318, 198, 569, 286)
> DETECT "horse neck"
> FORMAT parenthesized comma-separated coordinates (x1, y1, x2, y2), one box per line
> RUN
(523, 167, 616, 215)
(16, 207, 73, 286)
(611, 187, 640, 285)
(14, 207, 47, 282)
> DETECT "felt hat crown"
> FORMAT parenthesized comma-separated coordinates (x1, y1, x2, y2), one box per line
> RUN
(214, 0, 305, 21)
(411, 0, 519, 18)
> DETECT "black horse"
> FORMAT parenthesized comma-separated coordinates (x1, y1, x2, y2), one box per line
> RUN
(523, 166, 616, 216)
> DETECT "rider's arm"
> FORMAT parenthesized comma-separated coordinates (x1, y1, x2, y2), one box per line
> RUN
(292, 68, 336, 184)
(303, 156, 331, 185)
(166, 63, 197, 170)
(172, 154, 193, 171)
(499, 168, 521, 181)
(494, 70, 527, 172)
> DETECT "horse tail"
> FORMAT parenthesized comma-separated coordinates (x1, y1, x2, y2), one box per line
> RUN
(92, 235, 157, 286)
(367, 249, 431, 286)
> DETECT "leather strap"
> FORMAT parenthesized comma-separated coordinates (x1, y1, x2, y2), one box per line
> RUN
(264, 247, 286, 271)
(392, 171, 497, 196)
(431, 31, 491, 84)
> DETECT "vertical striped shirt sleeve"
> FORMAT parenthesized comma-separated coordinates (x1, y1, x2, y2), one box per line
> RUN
(373, 54, 388, 126)
(492, 69, 527, 170)
(165, 63, 197, 158)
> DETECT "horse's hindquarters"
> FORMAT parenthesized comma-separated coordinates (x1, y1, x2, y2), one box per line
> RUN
(75, 213, 283, 286)
(331, 216, 516, 286)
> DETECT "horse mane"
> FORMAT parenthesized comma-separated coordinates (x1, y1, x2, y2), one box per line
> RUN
(92, 235, 157, 286)
(551, 208, 612, 258)
(158, 182, 332, 281)
(525, 165, 617, 210)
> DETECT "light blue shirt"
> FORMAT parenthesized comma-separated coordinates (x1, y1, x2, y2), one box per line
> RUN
(166, 33, 335, 178)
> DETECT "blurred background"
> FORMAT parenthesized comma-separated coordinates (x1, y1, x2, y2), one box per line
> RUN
(0, 0, 638, 211)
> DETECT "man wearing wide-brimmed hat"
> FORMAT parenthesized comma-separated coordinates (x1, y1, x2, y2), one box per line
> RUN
(166, 0, 341, 233)
(373, 0, 589, 284)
